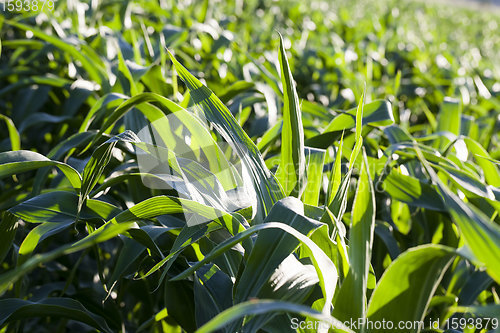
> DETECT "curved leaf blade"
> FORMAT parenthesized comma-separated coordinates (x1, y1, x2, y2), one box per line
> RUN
(0, 297, 111, 332)
(367, 245, 455, 333)
(0, 150, 81, 190)
(196, 299, 353, 333)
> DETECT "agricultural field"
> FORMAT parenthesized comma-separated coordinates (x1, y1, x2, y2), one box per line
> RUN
(0, 0, 500, 332)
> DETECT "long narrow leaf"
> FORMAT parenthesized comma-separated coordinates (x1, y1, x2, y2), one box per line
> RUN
(0, 297, 111, 332)
(333, 148, 375, 323)
(0, 150, 81, 190)
(197, 299, 353, 333)
(276, 34, 306, 197)
(367, 245, 455, 333)
(0, 114, 20, 150)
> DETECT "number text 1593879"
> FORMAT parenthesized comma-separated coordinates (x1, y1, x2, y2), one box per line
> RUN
(2, 0, 56, 12)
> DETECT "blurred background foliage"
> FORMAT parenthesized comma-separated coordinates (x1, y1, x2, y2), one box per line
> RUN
(1, 0, 499, 155)
(1, 0, 500, 332)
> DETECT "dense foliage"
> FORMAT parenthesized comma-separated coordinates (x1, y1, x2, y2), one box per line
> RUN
(1, 0, 500, 332)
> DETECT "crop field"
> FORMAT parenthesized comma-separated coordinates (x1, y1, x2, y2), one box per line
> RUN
(0, 0, 500, 332)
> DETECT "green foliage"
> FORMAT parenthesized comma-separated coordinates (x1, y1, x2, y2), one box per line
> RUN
(1, 0, 500, 332)
(367, 245, 456, 333)
(276, 34, 306, 198)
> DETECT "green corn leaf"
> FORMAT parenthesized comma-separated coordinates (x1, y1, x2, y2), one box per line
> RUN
(374, 221, 400, 259)
(383, 170, 446, 211)
(302, 147, 326, 206)
(435, 97, 461, 149)
(84, 93, 222, 170)
(9, 191, 120, 224)
(18, 112, 72, 134)
(129, 114, 245, 205)
(321, 92, 365, 232)
(350, 87, 365, 170)
(196, 299, 353, 333)
(327, 133, 344, 206)
(0, 75, 72, 98)
(18, 222, 73, 257)
(4, 20, 107, 90)
(164, 279, 197, 332)
(0, 150, 81, 190)
(324, 99, 393, 133)
(48, 132, 96, 161)
(89, 172, 166, 198)
(437, 97, 462, 135)
(333, 149, 376, 324)
(450, 304, 500, 320)
(305, 99, 391, 151)
(275, 34, 306, 197)
(80, 131, 140, 210)
(367, 244, 456, 333)
(116, 40, 139, 96)
(0, 219, 134, 295)
(125, 228, 165, 259)
(257, 254, 318, 304)
(463, 137, 500, 186)
(219, 80, 255, 103)
(0, 114, 20, 150)
(82, 93, 167, 154)
(78, 93, 128, 133)
(123, 195, 249, 281)
(323, 172, 351, 232)
(0, 212, 18, 263)
(1, 193, 244, 295)
(305, 130, 344, 150)
(431, 161, 496, 201)
(108, 195, 247, 236)
(235, 197, 334, 315)
(0, 297, 111, 333)
(145, 223, 222, 291)
(80, 141, 118, 210)
(9, 191, 120, 257)
(384, 125, 413, 144)
(172, 219, 337, 316)
(107, 225, 180, 288)
(33, 131, 95, 194)
(193, 264, 234, 328)
(417, 150, 500, 284)
(257, 120, 283, 152)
